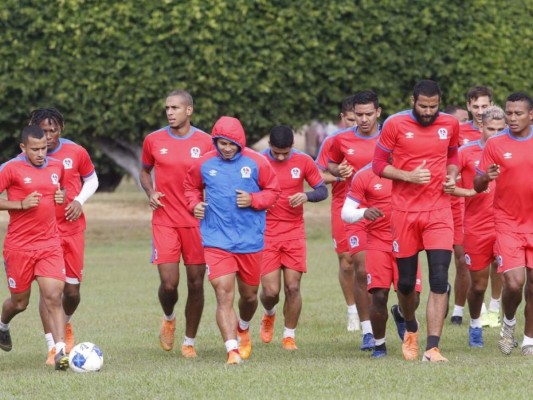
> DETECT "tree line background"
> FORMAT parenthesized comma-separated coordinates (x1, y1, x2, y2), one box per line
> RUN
(1, 0, 532, 190)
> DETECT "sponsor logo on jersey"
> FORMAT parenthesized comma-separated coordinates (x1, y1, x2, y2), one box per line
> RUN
(373, 183, 383, 190)
(63, 158, 73, 169)
(8, 277, 16, 289)
(291, 168, 301, 179)
(51, 173, 59, 185)
(438, 128, 448, 139)
(405, 132, 414, 139)
(349, 235, 359, 248)
(190, 147, 201, 158)
(241, 166, 252, 178)
(347, 148, 355, 155)
(462, 138, 470, 145)
(208, 169, 217, 177)
(23, 177, 32, 184)
(474, 160, 480, 167)
(503, 152, 512, 159)
(160, 148, 168, 155)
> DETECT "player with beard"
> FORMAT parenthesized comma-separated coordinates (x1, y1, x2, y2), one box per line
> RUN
(372, 80, 460, 362)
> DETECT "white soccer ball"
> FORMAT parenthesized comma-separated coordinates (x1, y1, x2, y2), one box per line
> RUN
(68, 342, 103, 372)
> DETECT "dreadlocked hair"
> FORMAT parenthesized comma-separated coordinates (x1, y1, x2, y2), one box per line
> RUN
(28, 108, 65, 130)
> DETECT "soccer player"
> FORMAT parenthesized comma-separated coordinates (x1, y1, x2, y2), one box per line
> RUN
(28, 108, 99, 365)
(259, 125, 327, 350)
(327, 90, 382, 351)
(449, 86, 495, 325)
(474, 92, 533, 356)
(372, 80, 460, 362)
(140, 90, 214, 358)
(315, 95, 360, 332)
(184, 116, 280, 365)
(0, 125, 70, 370)
(342, 163, 422, 358)
(444, 105, 469, 124)
(453, 106, 505, 347)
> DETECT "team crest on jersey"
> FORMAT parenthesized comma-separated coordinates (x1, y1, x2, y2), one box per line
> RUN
(63, 158, 73, 170)
(438, 128, 448, 139)
(474, 160, 480, 167)
(23, 177, 32, 184)
(159, 148, 168, 155)
(241, 166, 252, 178)
(347, 149, 355, 155)
(373, 183, 383, 191)
(465, 254, 471, 266)
(367, 273, 372, 285)
(291, 168, 301, 179)
(208, 169, 217, 177)
(405, 132, 414, 139)
(393, 240, 399, 253)
(349, 236, 359, 248)
(51, 173, 59, 185)
(190, 147, 201, 158)
(8, 277, 16, 289)
(462, 139, 470, 145)
(503, 152, 512, 159)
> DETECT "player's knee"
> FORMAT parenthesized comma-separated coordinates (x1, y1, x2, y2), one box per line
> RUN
(371, 288, 389, 307)
(284, 282, 300, 299)
(428, 267, 449, 294)
(397, 278, 416, 295)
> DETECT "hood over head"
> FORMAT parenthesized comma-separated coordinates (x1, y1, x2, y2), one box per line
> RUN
(211, 116, 246, 151)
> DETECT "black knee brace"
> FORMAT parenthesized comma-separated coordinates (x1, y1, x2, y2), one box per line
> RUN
(396, 255, 418, 295)
(427, 250, 452, 294)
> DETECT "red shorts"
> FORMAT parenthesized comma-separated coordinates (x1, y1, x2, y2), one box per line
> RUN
(463, 232, 496, 272)
(61, 231, 85, 284)
(345, 225, 367, 256)
(261, 238, 306, 276)
(366, 249, 422, 292)
(331, 207, 349, 254)
(3, 246, 65, 294)
(204, 247, 262, 286)
(391, 208, 454, 258)
(494, 231, 533, 273)
(151, 224, 205, 265)
(451, 198, 464, 245)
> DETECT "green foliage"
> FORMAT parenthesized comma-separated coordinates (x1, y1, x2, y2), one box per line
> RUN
(1, 0, 532, 168)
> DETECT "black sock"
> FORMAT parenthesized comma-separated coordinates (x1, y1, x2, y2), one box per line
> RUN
(406, 319, 418, 333)
(426, 335, 440, 350)
(375, 343, 387, 351)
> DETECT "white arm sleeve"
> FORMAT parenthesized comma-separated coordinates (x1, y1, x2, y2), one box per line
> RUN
(73, 172, 99, 205)
(341, 197, 367, 224)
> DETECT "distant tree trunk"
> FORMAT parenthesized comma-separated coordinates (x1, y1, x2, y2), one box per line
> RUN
(97, 138, 142, 189)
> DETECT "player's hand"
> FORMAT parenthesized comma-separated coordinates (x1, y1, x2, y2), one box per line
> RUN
(236, 189, 252, 208)
(65, 200, 83, 221)
(288, 192, 307, 208)
(407, 160, 431, 184)
(149, 191, 165, 210)
(363, 207, 384, 221)
(338, 160, 354, 179)
(54, 183, 65, 205)
(443, 175, 456, 194)
(193, 202, 207, 219)
(22, 191, 42, 209)
(487, 164, 500, 181)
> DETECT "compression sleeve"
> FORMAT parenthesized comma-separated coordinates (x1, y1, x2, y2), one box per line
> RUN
(74, 173, 99, 205)
(305, 183, 328, 202)
(341, 197, 366, 224)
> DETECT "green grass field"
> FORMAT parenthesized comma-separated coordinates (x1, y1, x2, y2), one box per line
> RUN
(0, 180, 529, 399)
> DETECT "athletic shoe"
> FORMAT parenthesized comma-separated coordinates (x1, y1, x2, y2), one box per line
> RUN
(181, 344, 197, 358)
(450, 316, 463, 325)
(390, 305, 406, 341)
(0, 328, 12, 352)
(402, 331, 419, 361)
(65, 323, 75, 354)
(238, 329, 252, 359)
(487, 310, 501, 328)
(498, 322, 516, 355)
(360, 333, 375, 351)
(347, 313, 361, 332)
(226, 350, 242, 365)
(422, 347, 448, 362)
(260, 314, 276, 343)
(480, 309, 490, 327)
(468, 327, 483, 348)
(281, 337, 298, 350)
(521, 345, 533, 356)
(46, 347, 56, 366)
(54, 349, 69, 371)
(159, 318, 176, 351)
(371, 346, 387, 358)
(444, 283, 451, 318)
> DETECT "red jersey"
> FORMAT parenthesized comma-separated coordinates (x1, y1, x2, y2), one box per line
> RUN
(347, 163, 392, 251)
(478, 127, 533, 233)
(0, 156, 64, 250)
(315, 133, 347, 209)
(458, 140, 495, 235)
(262, 149, 324, 240)
(47, 138, 95, 235)
(377, 110, 459, 212)
(459, 121, 481, 146)
(142, 126, 214, 227)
